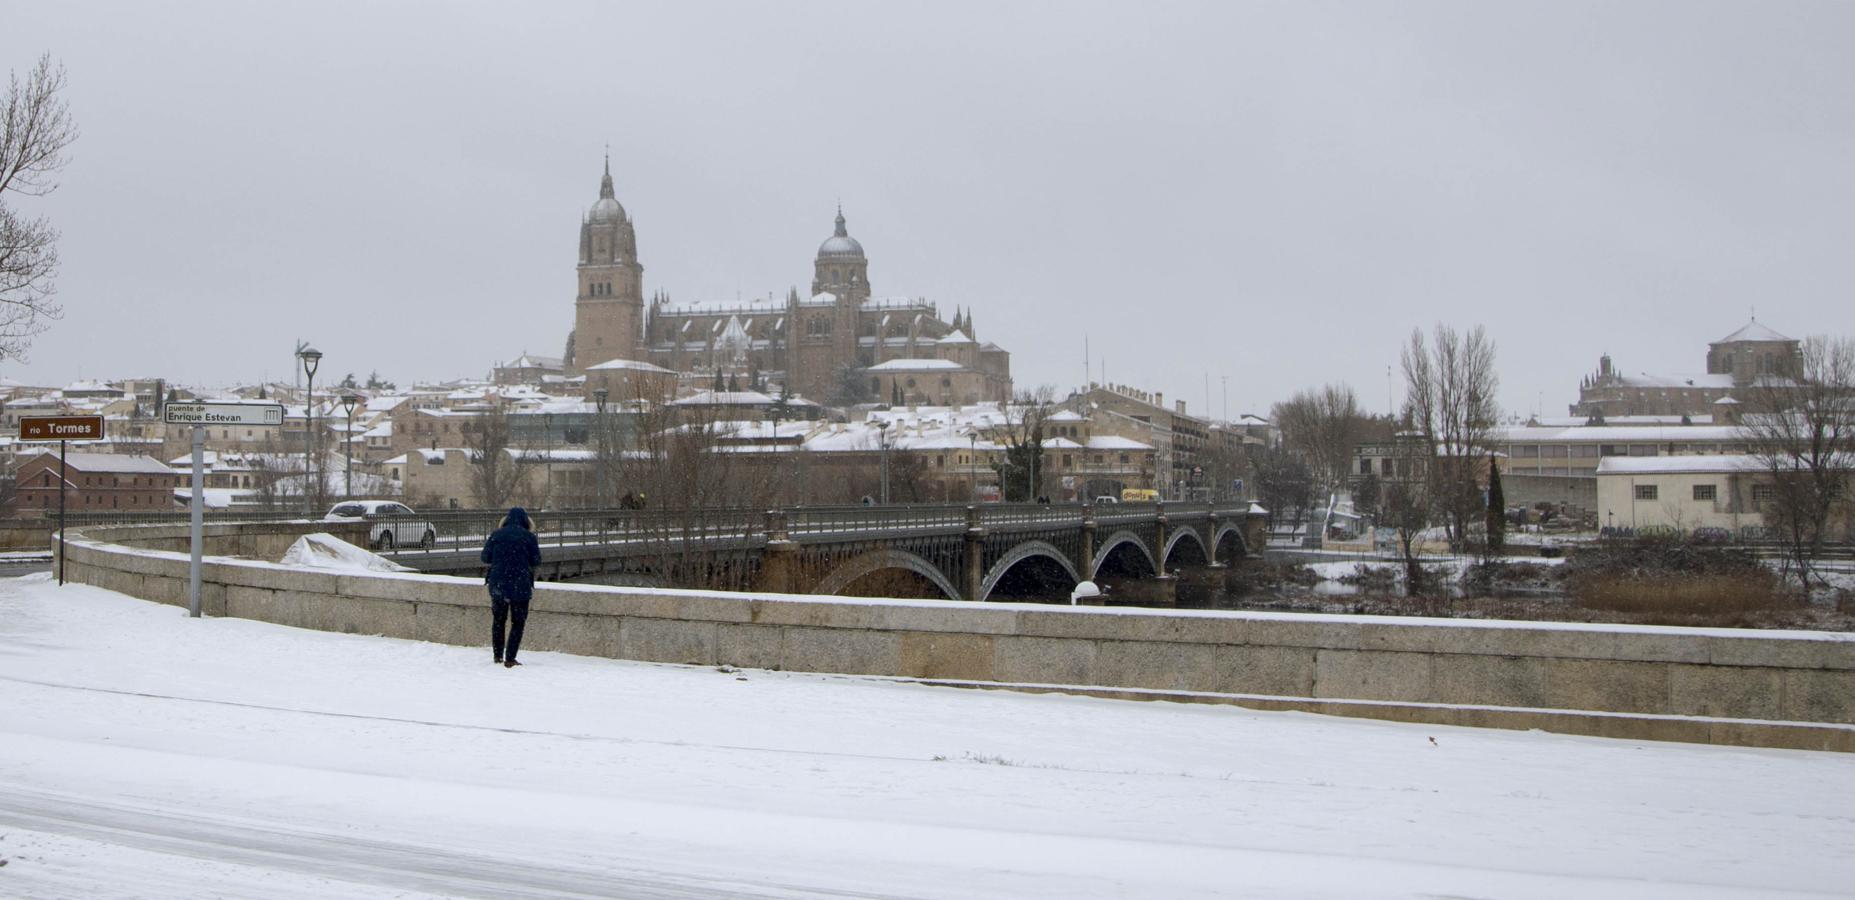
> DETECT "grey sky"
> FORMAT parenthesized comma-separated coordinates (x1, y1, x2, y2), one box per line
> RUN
(5, 1, 1852, 419)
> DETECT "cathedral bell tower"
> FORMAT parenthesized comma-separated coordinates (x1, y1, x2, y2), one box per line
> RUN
(570, 155, 645, 374)
(812, 206, 869, 369)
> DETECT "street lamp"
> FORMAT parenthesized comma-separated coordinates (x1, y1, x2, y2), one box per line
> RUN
(297, 345, 322, 516)
(593, 387, 609, 508)
(341, 393, 361, 500)
(875, 420, 890, 505)
(968, 429, 977, 503)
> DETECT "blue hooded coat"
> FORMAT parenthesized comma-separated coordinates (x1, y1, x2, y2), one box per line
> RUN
(480, 507, 542, 601)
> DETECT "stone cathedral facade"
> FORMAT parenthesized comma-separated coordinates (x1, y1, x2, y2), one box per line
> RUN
(563, 160, 1012, 405)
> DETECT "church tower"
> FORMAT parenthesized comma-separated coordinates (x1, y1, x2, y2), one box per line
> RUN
(812, 206, 870, 372)
(570, 155, 645, 374)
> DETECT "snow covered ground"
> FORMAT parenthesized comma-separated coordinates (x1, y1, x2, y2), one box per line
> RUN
(1, 574, 1852, 899)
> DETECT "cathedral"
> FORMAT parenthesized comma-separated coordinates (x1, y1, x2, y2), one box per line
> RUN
(565, 159, 1012, 405)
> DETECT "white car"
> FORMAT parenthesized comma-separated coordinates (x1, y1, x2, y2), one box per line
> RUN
(324, 500, 436, 551)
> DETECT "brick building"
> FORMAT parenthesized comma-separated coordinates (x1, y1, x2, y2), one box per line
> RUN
(16, 451, 181, 512)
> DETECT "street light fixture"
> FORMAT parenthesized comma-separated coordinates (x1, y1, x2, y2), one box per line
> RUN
(297, 345, 322, 516)
(593, 388, 609, 508)
(875, 420, 890, 505)
(341, 393, 361, 500)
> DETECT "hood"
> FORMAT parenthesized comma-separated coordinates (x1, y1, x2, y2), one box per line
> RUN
(503, 507, 531, 530)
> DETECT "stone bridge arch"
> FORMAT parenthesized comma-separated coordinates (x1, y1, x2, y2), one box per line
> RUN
(978, 540, 1081, 603)
(813, 549, 964, 602)
(1089, 530, 1157, 580)
(1211, 523, 1250, 564)
(1162, 528, 1209, 569)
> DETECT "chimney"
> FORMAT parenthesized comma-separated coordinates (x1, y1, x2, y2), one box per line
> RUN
(1154, 392, 1163, 409)
(1176, 400, 1186, 415)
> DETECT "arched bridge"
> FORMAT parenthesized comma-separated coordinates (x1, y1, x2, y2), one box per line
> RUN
(388, 501, 1264, 603)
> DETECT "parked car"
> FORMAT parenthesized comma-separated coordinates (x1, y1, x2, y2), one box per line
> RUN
(325, 500, 436, 551)
(1092, 495, 1119, 504)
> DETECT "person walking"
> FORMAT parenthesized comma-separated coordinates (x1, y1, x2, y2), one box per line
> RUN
(480, 506, 541, 668)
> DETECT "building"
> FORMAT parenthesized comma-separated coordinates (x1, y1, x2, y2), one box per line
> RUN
(1571, 319, 1800, 419)
(559, 160, 1011, 406)
(1594, 455, 1771, 535)
(1067, 384, 1214, 498)
(16, 451, 181, 512)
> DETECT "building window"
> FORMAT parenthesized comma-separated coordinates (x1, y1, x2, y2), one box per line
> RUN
(1361, 458, 1372, 475)
(1634, 484, 1658, 501)
(1752, 483, 1775, 504)
(1693, 484, 1716, 502)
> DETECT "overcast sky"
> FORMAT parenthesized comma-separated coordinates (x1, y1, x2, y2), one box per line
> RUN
(5, 1, 1853, 419)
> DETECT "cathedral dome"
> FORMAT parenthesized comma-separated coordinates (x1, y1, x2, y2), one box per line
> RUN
(588, 156, 626, 223)
(817, 208, 865, 258)
(589, 195, 625, 224)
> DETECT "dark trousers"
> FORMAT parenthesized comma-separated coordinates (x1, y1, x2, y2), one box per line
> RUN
(491, 592, 530, 661)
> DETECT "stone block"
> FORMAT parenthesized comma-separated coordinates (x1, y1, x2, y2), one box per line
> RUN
(1779, 669, 1855, 725)
(1668, 664, 1784, 720)
(524, 613, 607, 657)
(1088, 639, 1220, 692)
(1706, 635, 1843, 670)
(898, 632, 996, 681)
(1427, 625, 1618, 662)
(1017, 609, 1198, 643)
(1212, 645, 1317, 697)
(1242, 618, 1364, 652)
(1432, 654, 1550, 708)
(1542, 658, 1669, 715)
(866, 603, 1019, 636)
(1606, 630, 1711, 665)
(620, 617, 718, 666)
(748, 598, 900, 630)
(717, 624, 784, 670)
(1315, 649, 1435, 703)
(413, 601, 477, 646)
(341, 573, 483, 606)
(779, 626, 900, 676)
(992, 635, 1096, 686)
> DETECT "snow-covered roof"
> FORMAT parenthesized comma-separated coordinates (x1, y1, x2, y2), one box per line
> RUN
(587, 359, 675, 374)
(867, 358, 962, 371)
(672, 390, 777, 406)
(1600, 373, 1733, 390)
(1494, 424, 1745, 443)
(24, 451, 176, 475)
(1715, 320, 1794, 344)
(1041, 437, 1084, 449)
(1595, 455, 1765, 476)
(1047, 410, 1086, 423)
(1085, 436, 1152, 451)
(503, 354, 564, 369)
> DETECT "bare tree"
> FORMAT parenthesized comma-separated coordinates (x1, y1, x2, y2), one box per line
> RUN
(0, 54, 77, 360)
(1401, 324, 1500, 552)
(463, 404, 530, 508)
(1272, 383, 1367, 496)
(991, 386, 1055, 502)
(1739, 335, 1855, 588)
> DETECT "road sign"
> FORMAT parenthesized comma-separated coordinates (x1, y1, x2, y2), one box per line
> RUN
(164, 402, 285, 427)
(19, 415, 104, 442)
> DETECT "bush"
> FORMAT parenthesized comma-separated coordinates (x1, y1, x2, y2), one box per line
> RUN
(1562, 539, 1790, 625)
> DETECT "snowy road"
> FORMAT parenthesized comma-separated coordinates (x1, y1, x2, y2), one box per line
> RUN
(2, 573, 1853, 898)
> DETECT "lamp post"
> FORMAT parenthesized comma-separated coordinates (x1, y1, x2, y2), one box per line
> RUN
(341, 394, 360, 500)
(876, 420, 890, 505)
(593, 387, 609, 508)
(297, 346, 322, 516)
(968, 430, 977, 503)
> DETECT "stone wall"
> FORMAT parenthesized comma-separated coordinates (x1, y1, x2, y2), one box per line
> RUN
(58, 521, 1855, 753)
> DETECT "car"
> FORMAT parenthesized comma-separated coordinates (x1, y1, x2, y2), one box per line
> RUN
(325, 500, 436, 551)
(1092, 495, 1119, 505)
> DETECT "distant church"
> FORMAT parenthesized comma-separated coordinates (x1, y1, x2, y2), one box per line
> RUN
(564, 158, 1012, 405)
(1569, 319, 1801, 419)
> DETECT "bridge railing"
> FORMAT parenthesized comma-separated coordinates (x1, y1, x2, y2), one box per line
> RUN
(787, 504, 971, 538)
(369, 507, 767, 559)
(977, 503, 1086, 528)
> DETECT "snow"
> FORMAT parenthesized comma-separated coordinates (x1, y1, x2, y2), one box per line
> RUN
(866, 358, 962, 371)
(1596, 454, 1766, 475)
(1718, 319, 1794, 343)
(2, 574, 1852, 898)
(278, 533, 413, 572)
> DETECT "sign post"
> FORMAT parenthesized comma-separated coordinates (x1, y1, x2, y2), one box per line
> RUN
(164, 403, 285, 617)
(18, 415, 105, 586)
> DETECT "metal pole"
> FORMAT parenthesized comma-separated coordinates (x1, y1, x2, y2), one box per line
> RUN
(344, 405, 354, 500)
(969, 433, 976, 502)
(304, 371, 315, 517)
(57, 439, 66, 586)
(189, 424, 204, 617)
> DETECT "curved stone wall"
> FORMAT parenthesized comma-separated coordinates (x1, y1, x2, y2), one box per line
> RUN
(58, 522, 1855, 752)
